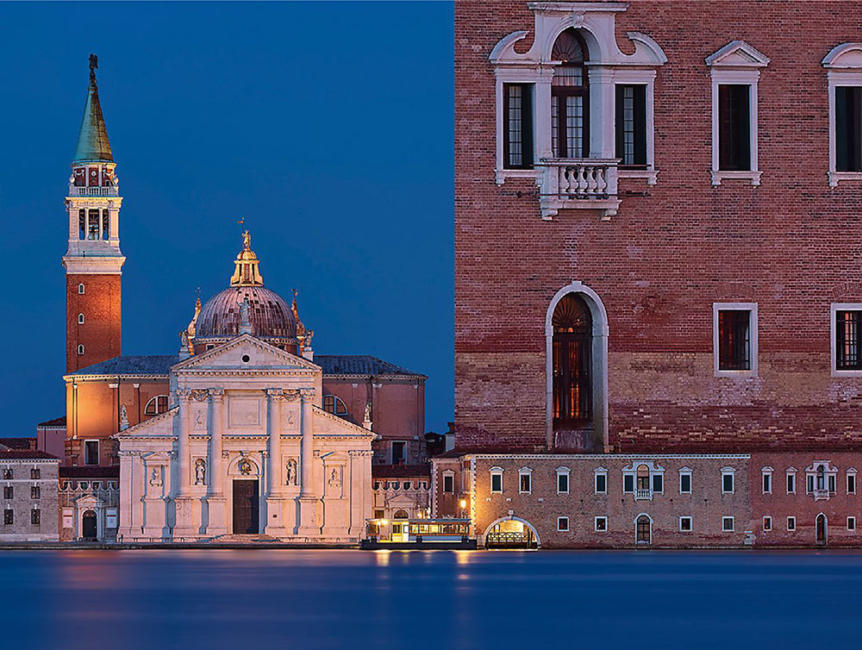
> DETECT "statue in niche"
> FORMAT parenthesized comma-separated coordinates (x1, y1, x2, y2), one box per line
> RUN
(328, 466, 342, 488)
(285, 458, 297, 486)
(364, 402, 372, 422)
(238, 458, 252, 475)
(119, 405, 129, 431)
(194, 459, 206, 485)
(149, 468, 161, 487)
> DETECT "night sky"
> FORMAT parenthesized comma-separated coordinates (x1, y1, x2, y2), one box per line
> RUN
(0, 2, 453, 436)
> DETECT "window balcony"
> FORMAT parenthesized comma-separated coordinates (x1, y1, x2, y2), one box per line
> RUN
(635, 488, 652, 501)
(69, 186, 119, 197)
(813, 488, 831, 501)
(536, 158, 620, 221)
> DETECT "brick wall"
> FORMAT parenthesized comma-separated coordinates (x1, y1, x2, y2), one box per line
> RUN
(454, 0, 862, 451)
(66, 274, 121, 374)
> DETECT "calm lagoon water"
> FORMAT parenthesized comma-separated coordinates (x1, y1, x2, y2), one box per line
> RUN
(1, 549, 860, 649)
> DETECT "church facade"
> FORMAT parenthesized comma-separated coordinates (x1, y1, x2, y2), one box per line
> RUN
(47, 56, 429, 543)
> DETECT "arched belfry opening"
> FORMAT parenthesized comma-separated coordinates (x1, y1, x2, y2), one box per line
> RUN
(545, 282, 609, 453)
(551, 28, 590, 159)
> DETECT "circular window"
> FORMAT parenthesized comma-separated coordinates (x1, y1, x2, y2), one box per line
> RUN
(241, 354, 250, 363)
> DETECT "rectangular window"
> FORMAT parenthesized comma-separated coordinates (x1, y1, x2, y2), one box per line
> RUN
(2, 469, 11, 480)
(442, 474, 454, 493)
(718, 310, 751, 371)
(3, 486, 12, 499)
(836, 86, 862, 172)
(807, 474, 815, 493)
(722, 473, 734, 494)
(787, 516, 796, 531)
(836, 311, 862, 370)
(4, 510, 12, 525)
(652, 474, 663, 493)
(615, 84, 647, 168)
(595, 473, 607, 494)
(679, 516, 692, 532)
(722, 516, 735, 532)
(503, 83, 533, 169)
(763, 516, 772, 531)
(85, 440, 99, 466)
(74, 167, 86, 187)
(557, 473, 569, 494)
(718, 84, 751, 170)
(762, 473, 772, 494)
(87, 209, 100, 240)
(557, 516, 569, 532)
(31, 509, 40, 526)
(623, 474, 634, 493)
(680, 473, 692, 494)
(594, 516, 607, 532)
(30, 468, 40, 480)
(391, 442, 405, 464)
(848, 517, 857, 531)
(787, 473, 796, 494)
(31, 486, 40, 500)
(829, 475, 836, 493)
(490, 473, 503, 494)
(519, 473, 531, 494)
(848, 473, 857, 495)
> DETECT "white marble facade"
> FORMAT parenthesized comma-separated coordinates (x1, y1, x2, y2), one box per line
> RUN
(115, 334, 375, 542)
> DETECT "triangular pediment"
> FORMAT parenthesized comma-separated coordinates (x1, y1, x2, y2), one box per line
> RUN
(115, 406, 177, 439)
(706, 40, 769, 68)
(312, 405, 376, 438)
(173, 334, 320, 374)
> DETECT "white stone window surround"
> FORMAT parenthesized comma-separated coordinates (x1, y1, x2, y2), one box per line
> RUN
(77, 344, 85, 356)
(594, 515, 608, 532)
(763, 515, 772, 531)
(705, 40, 770, 186)
(830, 303, 862, 376)
(805, 461, 838, 498)
(622, 460, 664, 497)
(518, 467, 533, 494)
(594, 466, 608, 494)
(556, 466, 570, 494)
(78, 283, 85, 294)
(678, 467, 692, 494)
(722, 516, 735, 532)
(721, 466, 735, 494)
(489, 2, 667, 218)
(77, 313, 85, 324)
(786, 467, 797, 494)
(441, 470, 455, 493)
(761, 466, 774, 494)
(489, 466, 504, 494)
(83, 439, 99, 465)
(679, 516, 693, 532)
(557, 516, 570, 532)
(823, 44, 862, 186)
(848, 516, 857, 531)
(847, 468, 857, 495)
(713, 302, 759, 378)
(787, 516, 796, 531)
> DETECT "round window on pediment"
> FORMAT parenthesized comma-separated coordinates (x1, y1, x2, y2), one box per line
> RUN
(242, 354, 250, 363)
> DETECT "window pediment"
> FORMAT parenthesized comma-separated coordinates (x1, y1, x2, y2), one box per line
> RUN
(706, 40, 770, 69)
(822, 43, 862, 69)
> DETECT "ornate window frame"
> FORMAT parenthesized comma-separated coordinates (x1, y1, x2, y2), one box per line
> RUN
(490, 2, 666, 218)
(518, 466, 533, 494)
(489, 466, 504, 494)
(847, 468, 857, 495)
(761, 466, 773, 494)
(721, 467, 735, 494)
(678, 467, 692, 494)
(706, 41, 769, 186)
(556, 466, 570, 494)
(786, 467, 797, 494)
(594, 466, 608, 494)
(822, 43, 862, 186)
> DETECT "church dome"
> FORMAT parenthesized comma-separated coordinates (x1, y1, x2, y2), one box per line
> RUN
(188, 231, 312, 354)
(196, 285, 297, 340)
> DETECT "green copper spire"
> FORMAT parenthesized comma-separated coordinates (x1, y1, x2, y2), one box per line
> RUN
(73, 54, 113, 164)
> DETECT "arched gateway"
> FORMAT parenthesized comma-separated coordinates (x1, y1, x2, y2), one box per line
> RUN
(484, 517, 540, 549)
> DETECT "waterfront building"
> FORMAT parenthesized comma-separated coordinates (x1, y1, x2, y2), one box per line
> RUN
(437, 0, 862, 547)
(0, 450, 59, 542)
(35, 57, 430, 543)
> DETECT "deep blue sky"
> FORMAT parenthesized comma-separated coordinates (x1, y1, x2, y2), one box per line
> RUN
(0, 2, 453, 436)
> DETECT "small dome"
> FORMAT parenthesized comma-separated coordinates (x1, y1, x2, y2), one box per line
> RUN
(196, 286, 297, 340)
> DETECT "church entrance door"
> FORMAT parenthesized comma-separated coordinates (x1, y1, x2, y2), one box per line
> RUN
(82, 510, 98, 540)
(232, 480, 260, 534)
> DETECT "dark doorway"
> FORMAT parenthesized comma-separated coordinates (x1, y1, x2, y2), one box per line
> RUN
(552, 293, 593, 429)
(232, 480, 259, 534)
(636, 515, 651, 544)
(82, 510, 97, 540)
(816, 514, 827, 545)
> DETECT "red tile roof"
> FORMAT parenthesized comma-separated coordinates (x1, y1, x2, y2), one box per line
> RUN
(60, 465, 119, 479)
(0, 450, 59, 460)
(37, 416, 66, 427)
(0, 437, 37, 450)
(372, 463, 430, 478)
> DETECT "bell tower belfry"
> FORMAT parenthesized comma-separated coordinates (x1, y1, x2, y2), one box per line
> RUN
(62, 55, 124, 373)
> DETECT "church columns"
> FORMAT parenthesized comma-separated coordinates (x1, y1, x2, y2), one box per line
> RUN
(264, 388, 287, 537)
(296, 387, 319, 536)
(205, 388, 227, 537)
(117, 451, 135, 540)
(173, 388, 196, 537)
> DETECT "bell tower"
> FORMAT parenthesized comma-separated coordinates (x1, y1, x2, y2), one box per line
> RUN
(62, 55, 124, 373)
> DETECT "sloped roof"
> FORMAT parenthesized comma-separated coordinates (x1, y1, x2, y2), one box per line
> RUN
(37, 416, 66, 427)
(68, 355, 178, 377)
(315, 355, 424, 377)
(60, 466, 119, 479)
(74, 63, 113, 163)
(0, 450, 58, 460)
(372, 463, 431, 479)
(0, 437, 36, 450)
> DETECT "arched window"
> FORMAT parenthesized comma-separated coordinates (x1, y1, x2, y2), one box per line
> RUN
(144, 395, 169, 416)
(77, 313, 85, 325)
(552, 293, 592, 428)
(551, 29, 589, 159)
(322, 394, 349, 418)
(817, 465, 826, 491)
(636, 515, 651, 544)
(78, 283, 85, 295)
(101, 209, 110, 241)
(636, 464, 650, 491)
(77, 344, 84, 355)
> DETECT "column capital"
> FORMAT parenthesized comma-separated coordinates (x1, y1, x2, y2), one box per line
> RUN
(299, 388, 315, 400)
(208, 387, 225, 401)
(283, 389, 301, 402)
(176, 388, 191, 400)
(266, 387, 285, 399)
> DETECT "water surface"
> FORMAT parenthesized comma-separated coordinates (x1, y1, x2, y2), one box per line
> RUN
(1, 549, 859, 649)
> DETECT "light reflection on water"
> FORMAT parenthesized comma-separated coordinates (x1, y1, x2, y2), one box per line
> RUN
(1, 549, 861, 650)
